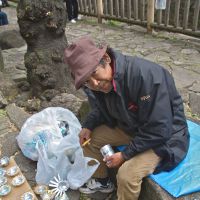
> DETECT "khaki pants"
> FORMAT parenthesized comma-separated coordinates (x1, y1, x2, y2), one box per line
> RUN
(83, 125, 161, 200)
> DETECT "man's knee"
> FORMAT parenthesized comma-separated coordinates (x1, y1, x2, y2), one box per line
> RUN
(117, 163, 142, 186)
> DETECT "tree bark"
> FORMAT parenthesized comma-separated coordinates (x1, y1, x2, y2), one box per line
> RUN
(17, 0, 70, 97)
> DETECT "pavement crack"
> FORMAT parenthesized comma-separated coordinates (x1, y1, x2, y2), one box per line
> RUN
(184, 80, 198, 89)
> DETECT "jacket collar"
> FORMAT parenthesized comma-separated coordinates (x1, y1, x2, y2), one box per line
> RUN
(108, 48, 126, 94)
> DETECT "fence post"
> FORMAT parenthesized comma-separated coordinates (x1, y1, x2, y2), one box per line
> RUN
(97, 0, 103, 23)
(147, 0, 155, 33)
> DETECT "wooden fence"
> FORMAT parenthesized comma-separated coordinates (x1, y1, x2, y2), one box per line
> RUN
(78, 0, 200, 38)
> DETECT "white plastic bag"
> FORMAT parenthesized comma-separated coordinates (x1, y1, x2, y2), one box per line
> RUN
(17, 107, 99, 187)
(155, 0, 166, 9)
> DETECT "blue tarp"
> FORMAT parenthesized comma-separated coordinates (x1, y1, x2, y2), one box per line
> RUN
(150, 120, 200, 197)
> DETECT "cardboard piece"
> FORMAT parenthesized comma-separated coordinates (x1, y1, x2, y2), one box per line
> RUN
(1, 156, 38, 200)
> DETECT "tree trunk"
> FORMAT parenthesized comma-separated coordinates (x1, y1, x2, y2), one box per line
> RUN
(17, 0, 70, 97)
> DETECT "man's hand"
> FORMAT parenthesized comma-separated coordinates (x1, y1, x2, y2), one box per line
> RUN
(104, 152, 125, 168)
(79, 128, 92, 146)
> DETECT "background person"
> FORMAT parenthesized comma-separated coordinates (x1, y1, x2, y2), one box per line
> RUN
(64, 36, 189, 200)
(1, 0, 9, 7)
(0, 0, 8, 26)
(65, 0, 81, 23)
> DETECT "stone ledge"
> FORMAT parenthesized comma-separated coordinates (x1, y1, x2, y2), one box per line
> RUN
(140, 177, 200, 200)
(6, 103, 31, 130)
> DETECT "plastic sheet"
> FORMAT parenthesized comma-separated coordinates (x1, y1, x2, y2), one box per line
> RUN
(150, 120, 200, 197)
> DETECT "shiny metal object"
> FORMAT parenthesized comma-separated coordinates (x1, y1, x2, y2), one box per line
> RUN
(0, 157, 10, 167)
(20, 192, 34, 200)
(0, 184, 11, 196)
(0, 176, 7, 186)
(11, 175, 25, 186)
(6, 166, 19, 177)
(0, 168, 6, 177)
(54, 193, 69, 200)
(33, 184, 48, 195)
(41, 190, 54, 200)
(100, 144, 114, 158)
(49, 174, 69, 197)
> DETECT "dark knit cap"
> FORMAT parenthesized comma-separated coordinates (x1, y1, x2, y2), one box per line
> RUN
(64, 36, 107, 89)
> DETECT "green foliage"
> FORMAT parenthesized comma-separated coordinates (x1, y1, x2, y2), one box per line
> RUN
(0, 109, 6, 117)
(106, 20, 121, 27)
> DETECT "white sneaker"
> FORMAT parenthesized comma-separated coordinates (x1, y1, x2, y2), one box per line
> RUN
(79, 178, 115, 194)
(77, 15, 82, 20)
(70, 19, 76, 23)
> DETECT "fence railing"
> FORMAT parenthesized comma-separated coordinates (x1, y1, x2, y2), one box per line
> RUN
(78, 0, 200, 38)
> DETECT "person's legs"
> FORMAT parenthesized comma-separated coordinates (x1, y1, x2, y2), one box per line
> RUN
(83, 125, 132, 178)
(65, 0, 73, 21)
(0, 11, 8, 25)
(72, 0, 78, 19)
(117, 149, 161, 200)
(2, 0, 8, 7)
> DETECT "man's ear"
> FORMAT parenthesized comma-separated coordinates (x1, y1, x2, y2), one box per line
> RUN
(102, 53, 111, 64)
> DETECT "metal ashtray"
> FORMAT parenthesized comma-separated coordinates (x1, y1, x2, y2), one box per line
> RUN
(20, 191, 34, 200)
(11, 175, 25, 186)
(33, 184, 48, 195)
(7, 166, 19, 177)
(0, 168, 6, 177)
(0, 184, 11, 196)
(0, 157, 10, 167)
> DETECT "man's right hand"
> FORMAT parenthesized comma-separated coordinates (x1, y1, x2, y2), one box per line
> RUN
(79, 128, 92, 145)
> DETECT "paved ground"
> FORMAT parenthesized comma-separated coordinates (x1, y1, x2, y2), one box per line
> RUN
(0, 3, 200, 200)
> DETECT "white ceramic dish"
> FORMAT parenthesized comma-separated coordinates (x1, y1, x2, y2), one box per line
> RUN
(0, 168, 6, 177)
(11, 175, 25, 186)
(6, 166, 19, 177)
(0, 157, 9, 167)
(0, 176, 7, 186)
(20, 191, 34, 200)
(33, 184, 48, 195)
(0, 184, 11, 196)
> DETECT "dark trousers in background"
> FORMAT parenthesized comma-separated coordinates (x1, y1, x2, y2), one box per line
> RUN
(66, 0, 78, 21)
(0, 11, 8, 26)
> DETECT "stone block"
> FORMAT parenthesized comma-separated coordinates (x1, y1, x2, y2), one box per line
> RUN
(0, 30, 26, 50)
(6, 103, 31, 130)
(0, 131, 19, 157)
(0, 91, 8, 108)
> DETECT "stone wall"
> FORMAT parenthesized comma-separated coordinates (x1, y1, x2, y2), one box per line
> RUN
(0, 48, 3, 71)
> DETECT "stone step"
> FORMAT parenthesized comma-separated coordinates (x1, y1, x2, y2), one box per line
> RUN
(140, 177, 200, 200)
(0, 112, 19, 157)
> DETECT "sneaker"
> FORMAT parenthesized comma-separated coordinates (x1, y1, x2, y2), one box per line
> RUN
(70, 19, 76, 23)
(79, 178, 114, 194)
(77, 15, 82, 20)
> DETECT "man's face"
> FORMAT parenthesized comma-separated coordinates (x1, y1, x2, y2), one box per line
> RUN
(84, 54, 113, 93)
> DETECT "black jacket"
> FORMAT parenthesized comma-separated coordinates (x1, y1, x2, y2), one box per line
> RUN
(83, 49, 189, 173)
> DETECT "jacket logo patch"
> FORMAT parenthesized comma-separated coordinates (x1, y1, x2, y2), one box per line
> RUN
(140, 95, 150, 101)
(128, 102, 138, 112)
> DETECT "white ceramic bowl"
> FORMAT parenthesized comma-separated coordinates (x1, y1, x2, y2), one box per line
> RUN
(0, 184, 11, 196)
(11, 175, 25, 187)
(6, 166, 19, 177)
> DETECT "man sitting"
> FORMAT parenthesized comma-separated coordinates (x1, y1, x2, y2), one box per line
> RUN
(64, 36, 189, 200)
